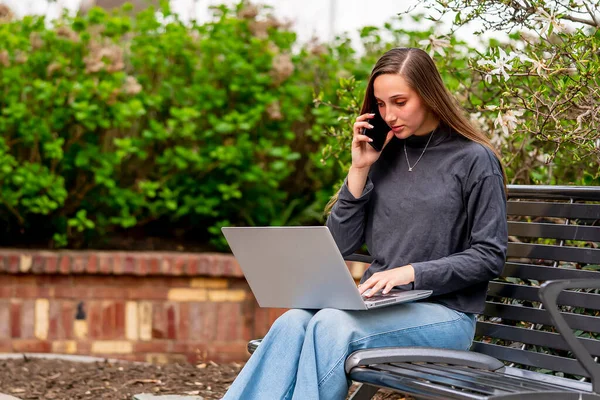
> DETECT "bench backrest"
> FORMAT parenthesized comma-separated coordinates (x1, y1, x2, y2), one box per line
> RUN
(473, 185, 600, 378)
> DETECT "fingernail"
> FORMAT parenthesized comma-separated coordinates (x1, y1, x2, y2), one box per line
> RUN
(369, 113, 375, 115)
(369, 138, 373, 142)
(368, 124, 374, 128)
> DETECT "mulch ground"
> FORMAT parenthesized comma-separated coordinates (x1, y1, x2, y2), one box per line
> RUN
(0, 357, 404, 399)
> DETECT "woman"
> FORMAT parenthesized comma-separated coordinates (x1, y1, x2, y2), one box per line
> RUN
(223, 47, 508, 400)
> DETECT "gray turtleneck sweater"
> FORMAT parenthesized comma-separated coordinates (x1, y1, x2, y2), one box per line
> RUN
(326, 124, 507, 314)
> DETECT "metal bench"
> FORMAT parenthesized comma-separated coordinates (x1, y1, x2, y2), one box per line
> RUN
(249, 185, 600, 399)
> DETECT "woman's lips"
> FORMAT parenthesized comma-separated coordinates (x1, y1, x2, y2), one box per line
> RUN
(391, 125, 404, 132)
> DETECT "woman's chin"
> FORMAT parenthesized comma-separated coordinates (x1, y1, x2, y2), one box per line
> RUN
(393, 130, 411, 140)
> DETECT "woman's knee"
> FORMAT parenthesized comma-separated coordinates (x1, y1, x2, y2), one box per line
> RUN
(307, 308, 355, 339)
(270, 309, 315, 335)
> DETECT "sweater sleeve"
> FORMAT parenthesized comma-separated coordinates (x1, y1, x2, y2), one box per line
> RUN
(325, 176, 374, 256)
(411, 173, 507, 295)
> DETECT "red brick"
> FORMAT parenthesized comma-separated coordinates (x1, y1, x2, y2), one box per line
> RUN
(13, 339, 51, 353)
(73, 275, 113, 286)
(240, 298, 255, 341)
(113, 253, 123, 275)
(87, 301, 102, 338)
(152, 303, 167, 339)
(21, 300, 35, 339)
(10, 301, 20, 338)
(167, 340, 191, 354)
(115, 301, 125, 338)
(61, 301, 75, 339)
(59, 254, 71, 274)
(0, 301, 9, 338)
(86, 254, 98, 274)
(48, 301, 60, 339)
(14, 275, 36, 286)
(133, 341, 168, 353)
(166, 303, 177, 339)
(7, 255, 19, 273)
(136, 256, 148, 275)
(37, 274, 70, 286)
(72, 254, 87, 274)
(93, 287, 127, 300)
(77, 340, 92, 353)
(145, 256, 158, 275)
(14, 285, 40, 298)
(207, 342, 249, 363)
(45, 254, 59, 274)
(187, 257, 199, 276)
(98, 254, 112, 274)
(188, 302, 217, 341)
(0, 286, 12, 298)
(178, 302, 189, 340)
(196, 256, 210, 275)
(160, 257, 173, 275)
(216, 302, 243, 342)
(166, 277, 189, 288)
(172, 256, 186, 276)
(31, 255, 45, 273)
(123, 256, 136, 275)
(101, 301, 116, 338)
(54, 286, 92, 299)
(0, 339, 11, 352)
(128, 287, 168, 301)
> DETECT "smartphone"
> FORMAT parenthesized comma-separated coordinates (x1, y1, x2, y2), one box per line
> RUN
(362, 111, 390, 152)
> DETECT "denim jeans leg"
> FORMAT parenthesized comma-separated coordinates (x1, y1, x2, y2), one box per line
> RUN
(222, 308, 316, 400)
(291, 302, 476, 400)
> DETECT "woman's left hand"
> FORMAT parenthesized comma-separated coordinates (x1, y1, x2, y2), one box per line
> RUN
(358, 265, 415, 297)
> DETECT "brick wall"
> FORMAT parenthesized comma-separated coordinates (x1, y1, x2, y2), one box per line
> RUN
(0, 251, 368, 363)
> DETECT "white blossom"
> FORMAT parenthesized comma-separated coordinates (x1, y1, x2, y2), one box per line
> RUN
(494, 109, 525, 136)
(418, 34, 451, 57)
(534, 7, 567, 35)
(477, 48, 515, 83)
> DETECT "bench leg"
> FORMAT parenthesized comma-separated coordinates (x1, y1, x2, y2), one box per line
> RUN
(348, 383, 379, 400)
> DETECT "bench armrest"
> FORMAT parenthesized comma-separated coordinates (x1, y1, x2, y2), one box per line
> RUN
(344, 346, 506, 375)
(540, 279, 600, 392)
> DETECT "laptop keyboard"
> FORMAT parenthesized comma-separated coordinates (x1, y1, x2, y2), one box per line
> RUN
(362, 293, 395, 302)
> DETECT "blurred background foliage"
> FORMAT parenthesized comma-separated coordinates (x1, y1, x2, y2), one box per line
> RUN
(0, 0, 597, 250)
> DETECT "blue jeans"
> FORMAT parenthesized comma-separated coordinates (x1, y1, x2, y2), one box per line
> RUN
(223, 302, 476, 400)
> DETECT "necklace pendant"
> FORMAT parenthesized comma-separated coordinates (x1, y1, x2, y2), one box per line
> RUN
(408, 168, 413, 172)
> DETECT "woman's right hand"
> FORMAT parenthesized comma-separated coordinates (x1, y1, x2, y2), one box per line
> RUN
(351, 113, 394, 170)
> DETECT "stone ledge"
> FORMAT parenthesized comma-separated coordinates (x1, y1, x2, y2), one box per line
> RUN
(0, 251, 244, 278)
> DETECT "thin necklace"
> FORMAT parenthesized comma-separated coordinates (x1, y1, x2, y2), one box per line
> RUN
(404, 128, 436, 172)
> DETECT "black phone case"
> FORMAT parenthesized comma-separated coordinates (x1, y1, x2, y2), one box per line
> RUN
(362, 112, 389, 152)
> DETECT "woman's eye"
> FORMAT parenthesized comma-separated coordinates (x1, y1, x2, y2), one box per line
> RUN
(377, 103, 384, 108)
(396, 102, 406, 106)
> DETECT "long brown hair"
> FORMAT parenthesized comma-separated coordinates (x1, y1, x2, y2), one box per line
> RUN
(324, 47, 506, 214)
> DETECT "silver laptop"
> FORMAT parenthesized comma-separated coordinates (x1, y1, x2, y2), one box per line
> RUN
(221, 226, 432, 310)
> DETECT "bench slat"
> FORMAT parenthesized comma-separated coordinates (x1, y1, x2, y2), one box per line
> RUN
(501, 263, 600, 281)
(507, 202, 600, 219)
(507, 243, 600, 264)
(476, 322, 600, 357)
(508, 221, 600, 242)
(471, 342, 588, 377)
(426, 364, 583, 393)
(482, 302, 600, 333)
(376, 363, 501, 396)
(507, 185, 600, 201)
(487, 281, 600, 309)
(349, 367, 486, 400)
